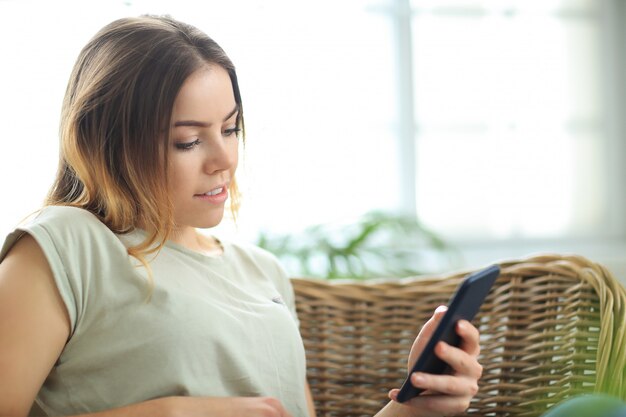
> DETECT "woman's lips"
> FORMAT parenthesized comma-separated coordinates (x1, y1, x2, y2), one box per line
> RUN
(194, 185, 228, 204)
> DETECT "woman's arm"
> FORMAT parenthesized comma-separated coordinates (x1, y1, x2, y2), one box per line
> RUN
(304, 380, 317, 417)
(0, 234, 71, 416)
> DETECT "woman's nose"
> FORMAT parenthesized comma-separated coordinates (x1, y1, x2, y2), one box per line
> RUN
(202, 134, 236, 174)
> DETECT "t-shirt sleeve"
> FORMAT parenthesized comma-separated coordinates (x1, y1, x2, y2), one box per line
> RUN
(1, 223, 81, 335)
(0, 207, 113, 336)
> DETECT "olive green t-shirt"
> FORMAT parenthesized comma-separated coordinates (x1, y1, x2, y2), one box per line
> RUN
(0, 206, 308, 416)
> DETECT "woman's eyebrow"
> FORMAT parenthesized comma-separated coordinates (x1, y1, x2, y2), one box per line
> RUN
(173, 104, 239, 128)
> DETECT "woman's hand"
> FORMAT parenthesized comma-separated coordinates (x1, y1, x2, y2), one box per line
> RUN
(388, 306, 483, 417)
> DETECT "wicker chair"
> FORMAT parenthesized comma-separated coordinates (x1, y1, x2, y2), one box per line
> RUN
(292, 254, 626, 417)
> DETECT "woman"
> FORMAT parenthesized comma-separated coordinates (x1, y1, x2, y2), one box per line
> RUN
(0, 15, 482, 417)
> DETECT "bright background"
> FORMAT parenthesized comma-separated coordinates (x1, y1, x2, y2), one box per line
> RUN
(1, 0, 625, 283)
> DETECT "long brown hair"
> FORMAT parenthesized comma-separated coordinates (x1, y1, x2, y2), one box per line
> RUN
(46, 15, 244, 271)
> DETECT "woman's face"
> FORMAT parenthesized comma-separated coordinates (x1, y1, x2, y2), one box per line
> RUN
(168, 65, 240, 230)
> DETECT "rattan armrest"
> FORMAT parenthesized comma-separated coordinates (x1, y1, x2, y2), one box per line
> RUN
(292, 254, 626, 417)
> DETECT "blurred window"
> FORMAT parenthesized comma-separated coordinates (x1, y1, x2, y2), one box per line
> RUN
(1, 0, 624, 270)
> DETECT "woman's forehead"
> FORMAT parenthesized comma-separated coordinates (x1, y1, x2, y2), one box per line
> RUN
(171, 65, 236, 123)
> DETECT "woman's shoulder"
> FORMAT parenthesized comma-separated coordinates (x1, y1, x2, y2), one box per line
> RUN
(1, 205, 118, 263)
(25, 206, 110, 244)
(33, 205, 101, 225)
(220, 239, 289, 278)
(225, 240, 282, 267)
(4, 205, 99, 231)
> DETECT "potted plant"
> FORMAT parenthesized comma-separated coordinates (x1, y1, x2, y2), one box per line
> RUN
(257, 210, 460, 280)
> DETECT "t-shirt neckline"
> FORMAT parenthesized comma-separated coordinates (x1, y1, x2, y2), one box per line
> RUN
(122, 228, 227, 262)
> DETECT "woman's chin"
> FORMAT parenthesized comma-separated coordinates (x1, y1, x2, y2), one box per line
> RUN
(196, 213, 225, 229)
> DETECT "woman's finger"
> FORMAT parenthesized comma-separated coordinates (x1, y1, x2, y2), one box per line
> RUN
(415, 394, 472, 416)
(408, 306, 448, 369)
(407, 371, 479, 397)
(389, 389, 472, 416)
(418, 306, 448, 340)
(456, 319, 481, 357)
(435, 341, 483, 379)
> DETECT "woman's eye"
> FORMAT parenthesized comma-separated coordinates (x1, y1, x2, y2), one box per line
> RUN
(175, 139, 201, 151)
(223, 127, 241, 137)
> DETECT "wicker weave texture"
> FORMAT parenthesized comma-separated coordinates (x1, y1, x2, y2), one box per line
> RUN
(292, 254, 626, 417)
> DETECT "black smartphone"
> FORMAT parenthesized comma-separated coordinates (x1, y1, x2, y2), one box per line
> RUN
(395, 264, 500, 403)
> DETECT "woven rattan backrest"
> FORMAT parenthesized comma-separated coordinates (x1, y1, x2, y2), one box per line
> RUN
(292, 255, 626, 417)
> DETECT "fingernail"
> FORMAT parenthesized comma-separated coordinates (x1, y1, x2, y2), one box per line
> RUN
(435, 305, 447, 313)
(389, 389, 398, 401)
(412, 373, 426, 385)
